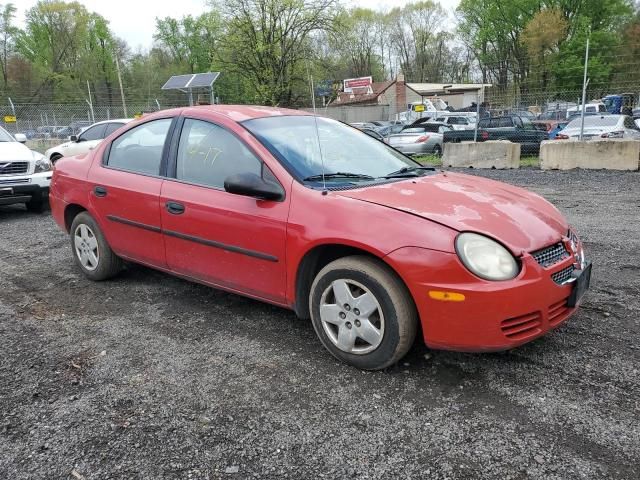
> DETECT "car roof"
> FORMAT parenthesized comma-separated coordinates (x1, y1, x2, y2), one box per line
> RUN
(140, 105, 310, 123)
(90, 118, 133, 126)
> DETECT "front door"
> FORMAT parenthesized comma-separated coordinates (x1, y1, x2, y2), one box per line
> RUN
(89, 117, 175, 268)
(160, 117, 289, 304)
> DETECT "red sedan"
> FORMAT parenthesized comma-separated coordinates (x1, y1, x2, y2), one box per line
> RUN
(49, 106, 591, 370)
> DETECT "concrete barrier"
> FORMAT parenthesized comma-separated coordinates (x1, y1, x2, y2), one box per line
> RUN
(540, 139, 640, 171)
(442, 141, 520, 169)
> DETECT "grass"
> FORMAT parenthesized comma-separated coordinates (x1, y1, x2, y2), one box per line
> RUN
(414, 154, 442, 167)
(415, 153, 541, 169)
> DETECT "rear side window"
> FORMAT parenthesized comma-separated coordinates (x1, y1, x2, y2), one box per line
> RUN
(79, 124, 106, 142)
(106, 118, 172, 175)
(175, 118, 262, 189)
(104, 122, 125, 137)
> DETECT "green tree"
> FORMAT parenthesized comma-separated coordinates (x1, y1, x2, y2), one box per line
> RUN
(216, 0, 339, 106)
(0, 3, 17, 89)
(388, 1, 449, 83)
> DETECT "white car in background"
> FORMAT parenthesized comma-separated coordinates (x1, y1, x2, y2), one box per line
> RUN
(556, 115, 640, 140)
(434, 115, 477, 130)
(0, 127, 52, 212)
(45, 118, 132, 163)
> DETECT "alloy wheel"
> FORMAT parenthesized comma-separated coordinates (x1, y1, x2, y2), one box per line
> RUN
(74, 224, 99, 271)
(319, 279, 385, 354)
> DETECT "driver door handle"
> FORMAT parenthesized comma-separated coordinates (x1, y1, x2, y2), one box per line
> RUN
(165, 201, 185, 215)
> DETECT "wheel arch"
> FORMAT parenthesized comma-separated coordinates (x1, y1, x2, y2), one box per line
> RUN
(293, 242, 410, 320)
(64, 203, 87, 233)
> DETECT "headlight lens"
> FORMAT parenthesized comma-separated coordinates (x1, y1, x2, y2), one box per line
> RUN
(455, 232, 519, 281)
(34, 157, 52, 173)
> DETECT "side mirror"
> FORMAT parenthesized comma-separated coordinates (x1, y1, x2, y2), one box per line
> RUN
(224, 173, 284, 201)
(70, 135, 78, 142)
(14, 133, 27, 143)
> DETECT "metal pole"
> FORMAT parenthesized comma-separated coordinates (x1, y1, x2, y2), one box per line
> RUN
(115, 55, 128, 117)
(8, 97, 16, 132)
(86, 81, 95, 123)
(309, 75, 316, 114)
(155, 99, 161, 111)
(579, 32, 590, 141)
(474, 86, 482, 142)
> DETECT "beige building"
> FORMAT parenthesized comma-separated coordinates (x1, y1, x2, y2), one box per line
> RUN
(321, 75, 491, 123)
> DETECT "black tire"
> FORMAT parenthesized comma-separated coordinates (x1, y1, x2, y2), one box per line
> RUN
(433, 144, 442, 156)
(50, 153, 63, 163)
(69, 212, 123, 281)
(309, 256, 417, 370)
(25, 197, 46, 213)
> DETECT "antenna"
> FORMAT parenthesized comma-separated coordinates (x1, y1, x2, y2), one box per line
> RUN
(307, 61, 327, 192)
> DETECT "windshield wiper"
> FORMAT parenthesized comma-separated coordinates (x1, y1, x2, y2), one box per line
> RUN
(303, 172, 375, 182)
(382, 166, 435, 178)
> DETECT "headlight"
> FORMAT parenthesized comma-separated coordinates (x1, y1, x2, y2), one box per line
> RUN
(455, 232, 519, 281)
(34, 157, 52, 173)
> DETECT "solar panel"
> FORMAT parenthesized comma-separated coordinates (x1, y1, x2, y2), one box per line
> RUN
(161, 74, 195, 90)
(188, 72, 220, 88)
(161, 72, 221, 90)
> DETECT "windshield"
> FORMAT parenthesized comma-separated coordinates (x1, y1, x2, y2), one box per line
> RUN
(566, 116, 619, 128)
(0, 126, 14, 142)
(243, 116, 418, 183)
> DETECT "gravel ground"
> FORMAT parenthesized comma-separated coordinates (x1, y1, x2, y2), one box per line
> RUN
(1, 168, 639, 479)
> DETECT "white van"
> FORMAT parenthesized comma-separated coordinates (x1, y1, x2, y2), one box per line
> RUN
(566, 103, 607, 119)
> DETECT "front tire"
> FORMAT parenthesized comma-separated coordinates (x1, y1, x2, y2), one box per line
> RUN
(309, 256, 417, 370)
(70, 212, 123, 281)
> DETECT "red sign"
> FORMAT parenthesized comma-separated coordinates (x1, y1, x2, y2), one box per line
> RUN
(343, 76, 373, 93)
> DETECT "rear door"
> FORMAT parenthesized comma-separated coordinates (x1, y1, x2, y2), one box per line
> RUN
(160, 115, 289, 304)
(88, 117, 176, 268)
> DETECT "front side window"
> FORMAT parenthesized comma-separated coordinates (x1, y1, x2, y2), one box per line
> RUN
(106, 118, 172, 176)
(104, 122, 126, 137)
(79, 124, 107, 142)
(176, 118, 262, 188)
(243, 116, 418, 183)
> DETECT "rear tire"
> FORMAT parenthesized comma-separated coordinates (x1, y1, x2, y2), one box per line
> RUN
(309, 256, 418, 370)
(433, 144, 442, 156)
(70, 212, 123, 281)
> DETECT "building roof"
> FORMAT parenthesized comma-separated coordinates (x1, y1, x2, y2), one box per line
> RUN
(333, 80, 395, 106)
(407, 83, 492, 95)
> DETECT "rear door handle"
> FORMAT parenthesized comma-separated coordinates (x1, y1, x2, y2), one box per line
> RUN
(94, 186, 107, 197)
(165, 201, 185, 215)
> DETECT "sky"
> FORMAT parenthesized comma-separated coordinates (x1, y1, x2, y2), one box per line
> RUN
(15, 0, 461, 51)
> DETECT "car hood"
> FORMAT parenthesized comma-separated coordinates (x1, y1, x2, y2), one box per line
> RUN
(0, 141, 38, 161)
(339, 172, 568, 254)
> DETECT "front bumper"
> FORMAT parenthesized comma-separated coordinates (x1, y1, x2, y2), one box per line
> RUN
(0, 172, 51, 206)
(385, 245, 585, 352)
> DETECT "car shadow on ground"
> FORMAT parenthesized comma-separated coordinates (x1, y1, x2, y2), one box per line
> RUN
(114, 261, 560, 389)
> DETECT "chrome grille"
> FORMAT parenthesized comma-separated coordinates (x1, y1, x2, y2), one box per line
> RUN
(552, 265, 575, 285)
(531, 242, 570, 268)
(0, 162, 29, 175)
(0, 178, 30, 185)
